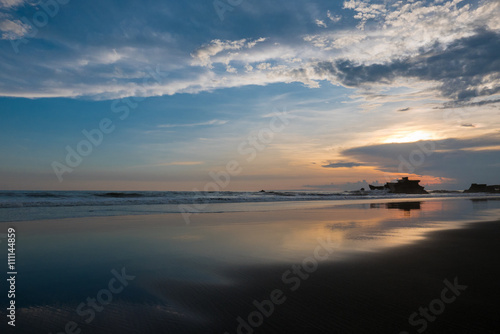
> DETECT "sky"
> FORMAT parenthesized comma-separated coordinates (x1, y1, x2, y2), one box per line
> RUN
(0, 0, 499, 191)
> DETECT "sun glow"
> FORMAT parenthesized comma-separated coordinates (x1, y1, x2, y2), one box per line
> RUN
(382, 131, 435, 143)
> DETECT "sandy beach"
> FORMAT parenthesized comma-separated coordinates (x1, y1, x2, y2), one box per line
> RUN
(1, 198, 500, 333)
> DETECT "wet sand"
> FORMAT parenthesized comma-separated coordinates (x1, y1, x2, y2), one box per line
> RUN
(211, 220, 500, 334)
(2, 202, 500, 333)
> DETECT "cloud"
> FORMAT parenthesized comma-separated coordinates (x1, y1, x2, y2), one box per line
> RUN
(0, 13, 31, 40)
(439, 98, 500, 109)
(312, 30, 500, 104)
(306, 0, 500, 63)
(315, 19, 327, 28)
(322, 161, 363, 168)
(0, 0, 498, 102)
(191, 39, 248, 67)
(397, 107, 410, 112)
(340, 133, 500, 187)
(191, 38, 267, 68)
(158, 119, 228, 128)
(0, 0, 26, 9)
(327, 10, 341, 23)
(343, 0, 386, 29)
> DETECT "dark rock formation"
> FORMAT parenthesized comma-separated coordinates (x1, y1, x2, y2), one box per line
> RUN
(369, 177, 428, 194)
(464, 183, 500, 193)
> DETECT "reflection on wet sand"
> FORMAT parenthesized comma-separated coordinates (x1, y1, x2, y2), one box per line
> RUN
(385, 201, 421, 211)
(3, 197, 500, 334)
(370, 201, 422, 217)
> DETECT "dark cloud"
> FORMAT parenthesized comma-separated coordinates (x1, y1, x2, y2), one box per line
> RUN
(314, 29, 500, 105)
(461, 123, 476, 127)
(397, 107, 410, 112)
(341, 133, 500, 188)
(437, 98, 500, 109)
(322, 161, 363, 168)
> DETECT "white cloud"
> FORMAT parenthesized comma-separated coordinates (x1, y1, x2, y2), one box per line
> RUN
(327, 10, 341, 22)
(246, 37, 266, 48)
(0, 0, 26, 9)
(305, 0, 500, 64)
(315, 19, 327, 28)
(256, 62, 271, 70)
(191, 38, 267, 68)
(191, 39, 248, 67)
(0, 13, 31, 39)
(226, 64, 237, 73)
(343, 0, 387, 29)
(304, 32, 367, 51)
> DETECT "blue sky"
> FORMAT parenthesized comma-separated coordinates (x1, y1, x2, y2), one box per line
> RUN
(0, 0, 499, 190)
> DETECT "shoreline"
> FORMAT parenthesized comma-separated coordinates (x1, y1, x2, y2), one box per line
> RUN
(0, 195, 500, 226)
(2, 193, 500, 223)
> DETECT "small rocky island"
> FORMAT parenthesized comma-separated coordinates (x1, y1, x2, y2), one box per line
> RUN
(464, 183, 500, 193)
(369, 177, 428, 194)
